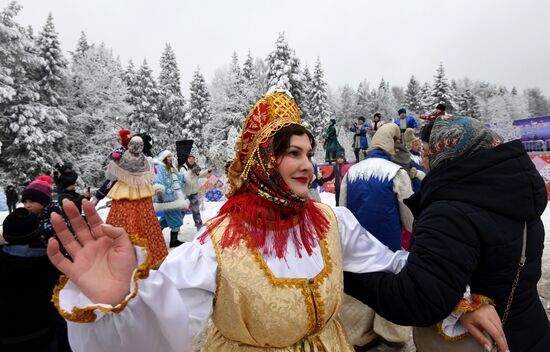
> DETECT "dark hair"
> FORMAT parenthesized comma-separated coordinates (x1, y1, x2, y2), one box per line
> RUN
(358, 116, 366, 122)
(273, 124, 316, 157)
(420, 121, 435, 143)
(373, 113, 381, 119)
(436, 103, 446, 111)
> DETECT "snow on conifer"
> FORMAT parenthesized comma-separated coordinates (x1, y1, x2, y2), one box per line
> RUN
(429, 62, 457, 114)
(404, 75, 422, 114)
(157, 43, 186, 149)
(127, 60, 163, 136)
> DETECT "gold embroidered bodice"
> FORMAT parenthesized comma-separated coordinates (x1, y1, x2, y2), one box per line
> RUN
(201, 203, 353, 351)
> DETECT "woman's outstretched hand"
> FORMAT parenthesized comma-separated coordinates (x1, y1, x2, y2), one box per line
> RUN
(47, 199, 137, 306)
(461, 304, 509, 352)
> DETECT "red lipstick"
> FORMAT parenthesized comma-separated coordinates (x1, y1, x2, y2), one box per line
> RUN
(292, 177, 309, 184)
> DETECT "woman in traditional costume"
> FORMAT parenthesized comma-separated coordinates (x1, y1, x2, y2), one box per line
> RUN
(103, 135, 168, 268)
(47, 91, 507, 352)
(153, 150, 189, 248)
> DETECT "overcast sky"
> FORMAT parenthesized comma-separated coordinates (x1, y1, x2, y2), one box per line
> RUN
(11, 0, 550, 95)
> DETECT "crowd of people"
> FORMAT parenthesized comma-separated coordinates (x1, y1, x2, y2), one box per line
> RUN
(1, 91, 549, 352)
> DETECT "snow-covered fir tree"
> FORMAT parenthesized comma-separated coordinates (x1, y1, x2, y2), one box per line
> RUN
(403, 75, 422, 114)
(157, 43, 186, 149)
(241, 51, 262, 106)
(429, 63, 457, 113)
(123, 60, 138, 106)
(127, 60, 162, 135)
(307, 57, 331, 138)
(36, 13, 69, 107)
(391, 86, 405, 108)
(525, 88, 550, 117)
(265, 33, 303, 106)
(0, 2, 67, 182)
(338, 85, 356, 121)
(457, 89, 481, 119)
(300, 65, 313, 122)
(185, 67, 210, 154)
(419, 82, 432, 114)
(355, 80, 370, 117)
(511, 86, 518, 96)
(67, 43, 131, 185)
(72, 30, 90, 63)
(375, 78, 397, 119)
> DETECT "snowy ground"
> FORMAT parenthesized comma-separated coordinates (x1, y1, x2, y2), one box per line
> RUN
(1, 194, 549, 351)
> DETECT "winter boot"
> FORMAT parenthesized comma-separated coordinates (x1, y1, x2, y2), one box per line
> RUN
(169, 231, 184, 248)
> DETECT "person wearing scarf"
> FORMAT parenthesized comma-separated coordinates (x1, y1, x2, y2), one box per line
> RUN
(47, 94, 507, 352)
(345, 116, 546, 351)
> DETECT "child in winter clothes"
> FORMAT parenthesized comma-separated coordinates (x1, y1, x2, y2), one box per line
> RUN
(57, 170, 84, 214)
(21, 176, 62, 248)
(5, 185, 18, 213)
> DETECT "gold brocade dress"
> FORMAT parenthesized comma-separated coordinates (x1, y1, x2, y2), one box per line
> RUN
(201, 203, 354, 351)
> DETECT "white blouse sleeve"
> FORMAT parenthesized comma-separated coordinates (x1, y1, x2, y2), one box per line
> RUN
(335, 206, 409, 274)
(61, 234, 217, 352)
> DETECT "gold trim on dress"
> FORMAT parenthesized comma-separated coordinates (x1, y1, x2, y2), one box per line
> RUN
(51, 234, 152, 323)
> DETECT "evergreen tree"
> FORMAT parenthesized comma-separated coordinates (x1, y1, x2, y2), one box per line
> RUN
(72, 30, 90, 62)
(338, 85, 356, 120)
(185, 67, 210, 151)
(376, 78, 397, 119)
(403, 75, 422, 113)
(242, 51, 262, 106)
(127, 60, 162, 135)
(307, 57, 331, 137)
(419, 82, 432, 113)
(123, 60, 138, 106)
(457, 89, 481, 118)
(355, 80, 370, 117)
(265, 33, 303, 106)
(67, 44, 131, 184)
(511, 86, 518, 96)
(157, 43, 186, 148)
(430, 63, 457, 113)
(36, 13, 68, 107)
(300, 65, 313, 122)
(525, 88, 550, 117)
(0, 2, 67, 182)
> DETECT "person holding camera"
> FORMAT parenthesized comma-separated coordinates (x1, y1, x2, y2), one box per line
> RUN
(181, 155, 212, 231)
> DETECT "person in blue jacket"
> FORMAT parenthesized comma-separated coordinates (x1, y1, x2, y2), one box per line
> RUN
(350, 117, 369, 163)
(394, 108, 418, 139)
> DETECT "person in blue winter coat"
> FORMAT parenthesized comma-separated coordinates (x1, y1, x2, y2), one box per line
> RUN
(340, 123, 414, 252)
(350, 116, 369, 163)
(394, 108, 418, 138)
(153, 150, 189, 248)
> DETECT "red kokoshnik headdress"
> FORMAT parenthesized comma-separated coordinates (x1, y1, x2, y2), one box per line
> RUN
(199, 91, 330, 259)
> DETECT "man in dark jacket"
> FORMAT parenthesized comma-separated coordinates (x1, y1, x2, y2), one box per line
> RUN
(344, 116, 549, 351)
(5, 185, 18, 213)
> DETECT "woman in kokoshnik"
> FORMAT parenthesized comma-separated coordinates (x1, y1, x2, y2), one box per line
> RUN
(47, 91, 507, 352)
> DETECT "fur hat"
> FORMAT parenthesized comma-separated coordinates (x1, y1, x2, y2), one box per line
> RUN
(398, 108, 407, 115)
(118, 129, 132, 149)
(2, 207, 41, 245)
(403, 128, 421, 150)
(157, 150, 172, 163)
(21, 177, 52, 207)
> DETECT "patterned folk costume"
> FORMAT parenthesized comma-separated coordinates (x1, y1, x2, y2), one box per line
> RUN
(53, 91, 410, 352)
(105, 136, 168, 268)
